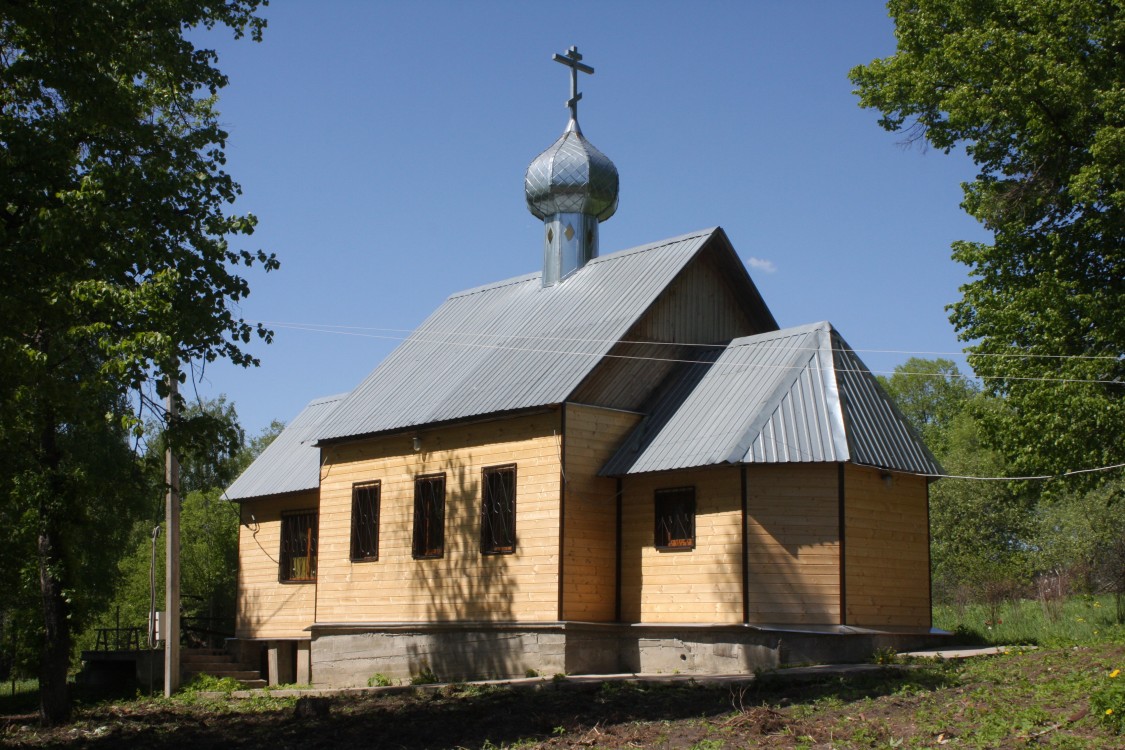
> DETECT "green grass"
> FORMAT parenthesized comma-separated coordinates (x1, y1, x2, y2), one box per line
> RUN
(935, 593, 1125, 647)
(0, 678, 39, 714)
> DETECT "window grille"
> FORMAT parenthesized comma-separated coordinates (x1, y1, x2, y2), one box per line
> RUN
(280, 510, 318, 581)
(481, 465, 516, 554)
(351, 481, 381, 561)
(654, 487, 695, 550)
(413, 474, 445, 559)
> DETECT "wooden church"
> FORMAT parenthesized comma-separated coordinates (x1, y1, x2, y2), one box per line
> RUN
(226, 48, 943, 686)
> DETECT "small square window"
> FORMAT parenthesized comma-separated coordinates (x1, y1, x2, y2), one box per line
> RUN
(413, 474, 445, 559)
(351, 481, 380, 562)
(481, 465, 516, 554)
(280, 510, 318, 582)
(654, 487, 695, 550)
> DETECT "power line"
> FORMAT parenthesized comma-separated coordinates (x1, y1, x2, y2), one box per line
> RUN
(255, 319, 1122, 362)
(910, 462, 1125, 482)
(255, 321, 1125, 387)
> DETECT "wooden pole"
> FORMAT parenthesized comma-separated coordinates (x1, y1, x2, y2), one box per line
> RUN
(164, 371, 181, 695)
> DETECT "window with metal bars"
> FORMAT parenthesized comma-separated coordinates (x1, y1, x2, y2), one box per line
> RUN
(350, 481, 380, 562)
(480, 464, 516, 554)
(412, 474, 445, 559)
(280, 510, 318, 582)
(654, 487, 695, 550)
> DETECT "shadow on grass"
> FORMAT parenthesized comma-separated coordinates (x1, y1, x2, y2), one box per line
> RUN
(3, 667, 961, 749)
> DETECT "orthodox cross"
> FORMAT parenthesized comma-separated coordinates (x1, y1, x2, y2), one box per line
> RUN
(553, 46, 594, 122)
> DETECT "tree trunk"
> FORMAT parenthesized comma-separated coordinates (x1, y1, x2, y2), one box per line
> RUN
(37, 404, 71, 726)
(38, 523, 71, 725)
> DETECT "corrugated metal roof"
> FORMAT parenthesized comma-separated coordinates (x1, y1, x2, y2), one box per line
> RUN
(601, 322, 940, 476)
(225, 393, 348, 501)
(317, 229, 718, 443)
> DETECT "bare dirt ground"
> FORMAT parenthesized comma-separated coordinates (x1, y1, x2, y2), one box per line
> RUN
(3, 644, 1122, 749)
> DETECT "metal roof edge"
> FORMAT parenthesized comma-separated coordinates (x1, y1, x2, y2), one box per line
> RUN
(587, 227, 719, 265)
(722, 328, 830, 464)
(817, 324, 852, 462)
(829, 328, 943, 475)
(314, 404, 561, 448)
(443, 228, 720, 301)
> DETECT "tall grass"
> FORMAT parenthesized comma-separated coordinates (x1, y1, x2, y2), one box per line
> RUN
(935, 593, 1125, 647)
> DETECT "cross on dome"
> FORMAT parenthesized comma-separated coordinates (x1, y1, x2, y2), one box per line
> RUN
(553, 46, 594, 124)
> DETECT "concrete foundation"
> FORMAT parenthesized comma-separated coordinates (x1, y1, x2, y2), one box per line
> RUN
(302, 622, 951, 688)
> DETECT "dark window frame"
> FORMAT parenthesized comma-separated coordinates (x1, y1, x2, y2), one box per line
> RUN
(279, 510, 318, 582)
(412, 473, 446, 559)
(654, 487, 696, 551)
(480, 464, 517, 555)
(350, 480, 381, 562)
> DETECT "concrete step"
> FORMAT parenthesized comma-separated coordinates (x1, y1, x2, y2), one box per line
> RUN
(182, 655, 240, 666)
(185, 669, 263, 682)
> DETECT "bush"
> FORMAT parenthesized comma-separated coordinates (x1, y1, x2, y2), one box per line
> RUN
(410, 666, 439, 685)
(367, 673, 392, 687)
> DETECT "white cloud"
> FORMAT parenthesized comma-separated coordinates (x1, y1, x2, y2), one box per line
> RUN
(747, 257, 777, 274)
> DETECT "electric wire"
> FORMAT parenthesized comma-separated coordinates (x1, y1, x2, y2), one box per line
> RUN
(232, 322, 1124, 482)
(256, 320, 1123, 361)
(256, 321, 1125, 387)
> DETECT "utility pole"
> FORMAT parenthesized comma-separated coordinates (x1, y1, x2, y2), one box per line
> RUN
(164, 370, 181, 696)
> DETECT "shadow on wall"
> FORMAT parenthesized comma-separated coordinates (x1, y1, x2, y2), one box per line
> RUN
(406, 454, 520, 682)
(744, 465, 841, 628)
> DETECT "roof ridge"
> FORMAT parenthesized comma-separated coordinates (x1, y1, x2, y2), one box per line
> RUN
(589, 227, 718, 265)
(306, 391, 351, 406)
(728, 320, 831, 347)
(444, 228, 719, 301)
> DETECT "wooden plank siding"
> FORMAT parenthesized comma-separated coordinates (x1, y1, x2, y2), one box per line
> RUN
(236, 490, 319, 639)
(571, 245, 764, 412)
(844, 465, 931, 627)
(744, 465, 841, 625)
(619, 467, 744, 623)
(560, 403, 643, 621)
(315, 412, 563, 624)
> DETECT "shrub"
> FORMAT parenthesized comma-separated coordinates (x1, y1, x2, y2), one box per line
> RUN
(367, 673, 393, 687)
(411, 666, 439, 685)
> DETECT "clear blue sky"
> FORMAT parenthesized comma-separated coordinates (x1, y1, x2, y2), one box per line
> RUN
(194, 1, 990, 437)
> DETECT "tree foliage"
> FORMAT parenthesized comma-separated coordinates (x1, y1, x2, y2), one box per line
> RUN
(0, 0, 272, 724)
(84, 407, 283, 656)
(881, 359, 1035, 603)
(851, 0, 1125, 476)
(877, 357, 979, 457)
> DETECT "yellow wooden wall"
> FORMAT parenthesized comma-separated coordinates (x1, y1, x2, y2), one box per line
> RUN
(560, 404, 643, 621)
(619, 467, 744, 623)
(844, 465, 931, 627)
(315, 412, 562, 624)
(745, 464, 841, 625)
(236, 490, 319, 639)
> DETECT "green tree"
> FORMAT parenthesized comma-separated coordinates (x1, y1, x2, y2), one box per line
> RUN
(877, 357, 979, 457)
(880, 359, 1034, 605)
(0, 1, 272, 724)
(851, 0, 1125, 477)
(83, 410, 283, 657)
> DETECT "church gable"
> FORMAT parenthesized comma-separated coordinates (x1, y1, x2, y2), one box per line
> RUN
(570, 229, 778, 411)
(315, 228, 730, 445)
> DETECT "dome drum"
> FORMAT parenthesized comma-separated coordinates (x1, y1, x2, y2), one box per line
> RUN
(542, 212, 599, 287)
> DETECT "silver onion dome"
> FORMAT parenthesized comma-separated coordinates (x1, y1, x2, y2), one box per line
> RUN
(525, 119, 619, 222)
(528, 46, 618, 287)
